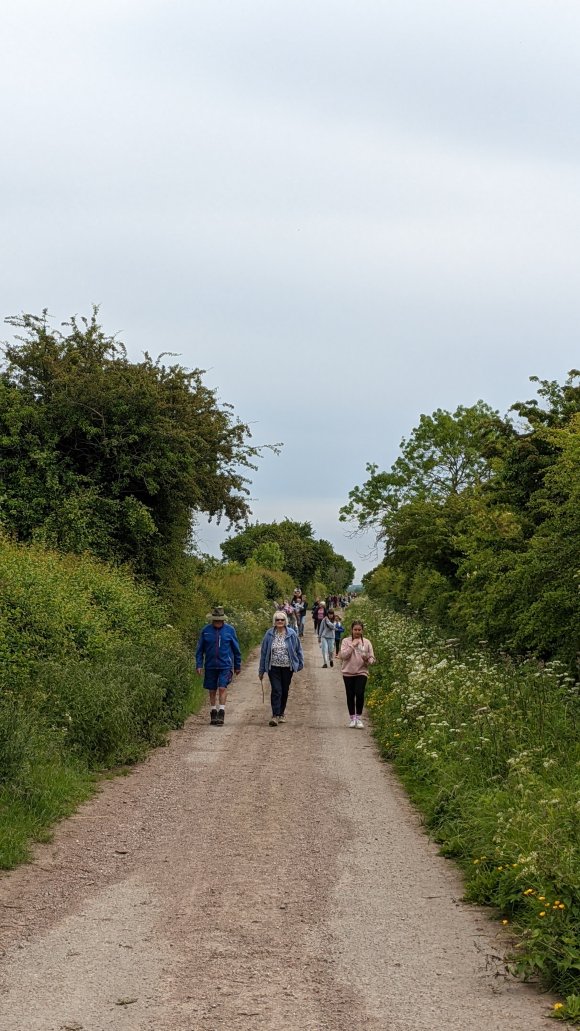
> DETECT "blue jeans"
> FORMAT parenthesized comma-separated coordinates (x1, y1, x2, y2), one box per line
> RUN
(268, 666, 293, 717)
(320, 637, 334, 665)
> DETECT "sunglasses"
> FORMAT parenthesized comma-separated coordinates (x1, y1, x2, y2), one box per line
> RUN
(275, 618, 285, 622)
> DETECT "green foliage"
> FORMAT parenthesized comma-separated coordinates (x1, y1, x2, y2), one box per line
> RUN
(344, 375, 580, 669)
(0, 535, 279, 866)
(162, 552, 288, 649)
(358, 599, 580, 1003)
(552, 995, 580, 1022)
(221, 519, 354, 593)
(248, 540, 285, 570)
(1, 309, 274, 583)
(0, 537, 201, 865)
(340, 401, 505, 534)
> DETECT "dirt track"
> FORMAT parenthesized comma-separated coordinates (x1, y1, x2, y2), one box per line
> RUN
(0, 625, 553, 1030)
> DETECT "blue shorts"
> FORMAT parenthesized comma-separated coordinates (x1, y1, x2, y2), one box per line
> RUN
(203, 667, 233, 691)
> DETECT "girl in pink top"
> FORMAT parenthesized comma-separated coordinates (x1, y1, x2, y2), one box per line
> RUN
(339, 619, 375, 729)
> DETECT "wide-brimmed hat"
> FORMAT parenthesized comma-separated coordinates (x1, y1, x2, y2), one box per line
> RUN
(210, 605, 226, 621)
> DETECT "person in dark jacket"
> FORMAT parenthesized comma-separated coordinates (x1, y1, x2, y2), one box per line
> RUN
(258, 611, 304, 726)
(195, 605, 242, 725)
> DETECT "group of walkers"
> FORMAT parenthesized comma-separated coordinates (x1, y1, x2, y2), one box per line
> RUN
(269, 588, 357, 640)
(273, 587, 308, 636)
(195, 597, 375, 730)
(324, 592, 355, 610)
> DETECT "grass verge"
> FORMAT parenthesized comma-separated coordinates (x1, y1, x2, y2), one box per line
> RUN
(355, 599, 580, 1022)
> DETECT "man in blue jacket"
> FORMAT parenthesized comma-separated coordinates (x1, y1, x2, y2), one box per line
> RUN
(195, 606, 242, 725)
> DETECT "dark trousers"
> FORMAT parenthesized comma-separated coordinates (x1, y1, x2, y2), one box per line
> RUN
(343, 674, 367, 716)
(268, 666, 293, 717)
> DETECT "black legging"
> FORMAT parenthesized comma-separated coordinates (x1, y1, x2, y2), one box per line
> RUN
(343, 674, 368, 717)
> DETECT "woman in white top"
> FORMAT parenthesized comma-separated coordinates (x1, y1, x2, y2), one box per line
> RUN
(258, 611, 304, 727)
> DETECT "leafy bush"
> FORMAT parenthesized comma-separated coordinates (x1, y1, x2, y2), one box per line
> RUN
(0, 537, 201, 865)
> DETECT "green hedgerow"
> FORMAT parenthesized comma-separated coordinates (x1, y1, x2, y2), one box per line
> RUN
(358, 598, 580, 1005)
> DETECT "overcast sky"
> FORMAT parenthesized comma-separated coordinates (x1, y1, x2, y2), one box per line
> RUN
(3, 0, 580, 579)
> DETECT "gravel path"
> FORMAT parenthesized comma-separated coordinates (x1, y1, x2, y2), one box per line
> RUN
(0, 625, 553, 1030)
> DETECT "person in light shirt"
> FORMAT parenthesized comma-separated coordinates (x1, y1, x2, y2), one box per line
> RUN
(339, 619, 376, 729)
(258, 610, 304, 727)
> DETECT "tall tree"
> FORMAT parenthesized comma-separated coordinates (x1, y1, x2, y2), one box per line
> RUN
(221, 520, 354, 591)
(1, 310, 273, 580)
(340, 402, 507, 547)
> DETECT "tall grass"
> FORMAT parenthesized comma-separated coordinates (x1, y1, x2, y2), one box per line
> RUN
(356, 599, 580, 1018)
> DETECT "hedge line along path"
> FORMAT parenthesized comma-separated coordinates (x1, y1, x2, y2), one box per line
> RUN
(0, 624, 553, 1030)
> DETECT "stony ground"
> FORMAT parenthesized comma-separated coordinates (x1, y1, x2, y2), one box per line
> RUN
(0, 625, 554, 1030)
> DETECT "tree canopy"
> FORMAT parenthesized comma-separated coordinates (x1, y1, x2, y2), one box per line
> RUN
(340, 401, 507, 549)
(1, 310, 272, 581)
(346, 377, 580, 669)
(221, 520, 355, 593)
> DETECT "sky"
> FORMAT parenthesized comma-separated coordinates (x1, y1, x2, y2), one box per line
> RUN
(2, 0, 580, 579)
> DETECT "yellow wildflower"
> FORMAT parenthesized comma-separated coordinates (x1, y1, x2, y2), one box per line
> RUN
(539, 911, 546, 917)
(553, 1002, 564, 1010)
(502, 919, 509, 925)
(558, 904, 565, 910)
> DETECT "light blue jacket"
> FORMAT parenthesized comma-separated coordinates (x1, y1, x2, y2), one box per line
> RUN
(259, 626, 304, 676)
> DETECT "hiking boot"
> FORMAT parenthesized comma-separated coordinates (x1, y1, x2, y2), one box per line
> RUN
(210, 709, 218, 725)
(322, 663, 328, 668)
(278, 714, 286, 723)
(269, 716, 279, 727)
(216, 708, 225, 725)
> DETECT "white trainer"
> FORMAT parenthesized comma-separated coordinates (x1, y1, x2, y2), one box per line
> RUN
(349, 716, 357, 728)
(355, 717, 364, 729)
